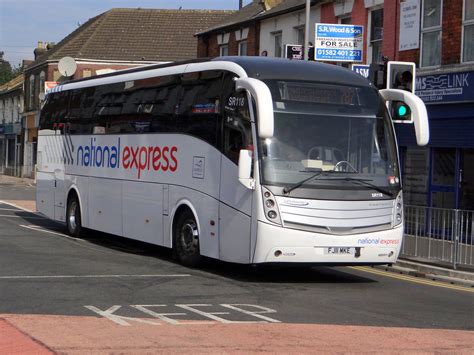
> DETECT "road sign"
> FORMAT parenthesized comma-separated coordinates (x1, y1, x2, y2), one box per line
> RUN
(315, 23, 364, 62)
(285, 44, 304, 60)
(351, 64, 370, 79)
(285, 44, 315, 60)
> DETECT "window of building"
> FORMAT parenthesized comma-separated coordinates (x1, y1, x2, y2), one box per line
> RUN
(421, 0, 442, 67)
(220, 45, 229, 56)
(83, 69, 92, 78)
(273, 31, 282, 57)
(463, 0, 474, 62)
(340, 16, 352, 24)
(39, 71, 46, 95)
(295, 26, 305, 45)
(369, 8, 384, 64)
(238, 41, 248, 56)
(28, 75, 35, 110)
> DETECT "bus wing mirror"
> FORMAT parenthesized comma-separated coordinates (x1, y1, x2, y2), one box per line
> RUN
(235, 77, 274, 139)
(380, 89, 430, 146)
(238, 149, 255, 190)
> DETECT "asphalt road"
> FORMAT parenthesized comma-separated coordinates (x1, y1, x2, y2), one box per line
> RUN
(0, 180, 473, 353)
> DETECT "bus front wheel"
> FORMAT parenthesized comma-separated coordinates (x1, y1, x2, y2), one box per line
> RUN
(66, 195, 82, 238)
(173, 209, 201, 267)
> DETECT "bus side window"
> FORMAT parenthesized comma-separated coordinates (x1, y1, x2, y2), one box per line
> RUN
(177, 71, 223, 149)
(40, 91, 70, 130)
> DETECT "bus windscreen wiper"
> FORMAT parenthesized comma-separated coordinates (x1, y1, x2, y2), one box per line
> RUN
(283, 171, 334, 194)
(324, 177, 394, 197)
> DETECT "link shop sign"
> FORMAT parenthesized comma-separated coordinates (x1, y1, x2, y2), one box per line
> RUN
(415, 71, 474, 104)
(315, 23, 364, 62)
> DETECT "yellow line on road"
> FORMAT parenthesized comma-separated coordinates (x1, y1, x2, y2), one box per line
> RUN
(349, 266, 474, 293)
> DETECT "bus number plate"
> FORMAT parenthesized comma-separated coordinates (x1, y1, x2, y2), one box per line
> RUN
(326, 247, 354, 255)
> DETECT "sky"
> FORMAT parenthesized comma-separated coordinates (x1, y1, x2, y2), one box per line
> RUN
(0, 0, 252, 67)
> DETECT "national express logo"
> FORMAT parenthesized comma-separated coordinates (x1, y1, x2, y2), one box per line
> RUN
(75, 138, 178, 179)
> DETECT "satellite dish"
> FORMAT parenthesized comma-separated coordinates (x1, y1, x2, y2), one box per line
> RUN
(58, 56, 77, 77)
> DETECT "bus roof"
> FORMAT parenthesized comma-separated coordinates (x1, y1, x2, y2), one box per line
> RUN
(215, 56, 372, 88)
(51, 56, 372, 92)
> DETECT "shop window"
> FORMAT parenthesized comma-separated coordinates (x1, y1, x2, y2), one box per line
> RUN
(421, 0, 442, 67)
(402, 147, 429, 206)
(461, 149, 474, 210)
(463, 0, 474, 62)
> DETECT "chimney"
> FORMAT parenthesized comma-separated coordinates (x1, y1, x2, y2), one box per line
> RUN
(34, 41, 47, 60)
(260, 0, 284, 11)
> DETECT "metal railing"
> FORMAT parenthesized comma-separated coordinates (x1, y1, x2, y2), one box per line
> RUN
(402, 205, 474, 269)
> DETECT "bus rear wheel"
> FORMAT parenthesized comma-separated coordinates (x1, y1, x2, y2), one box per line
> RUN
(173, 209, 201, 267)
(66, 195, 82, 238)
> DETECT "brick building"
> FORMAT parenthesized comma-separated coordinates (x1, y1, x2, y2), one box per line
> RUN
(21, 8, 233, 178)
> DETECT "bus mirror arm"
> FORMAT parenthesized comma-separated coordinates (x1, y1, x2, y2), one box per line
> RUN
(238, 149, 255, 190)
(380, 89, 430, 146)
(235, 77, 274, 139)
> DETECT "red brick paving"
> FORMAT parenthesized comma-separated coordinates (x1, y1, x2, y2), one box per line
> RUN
(0, 318, 52, 354)
(2, 314, 473, 354)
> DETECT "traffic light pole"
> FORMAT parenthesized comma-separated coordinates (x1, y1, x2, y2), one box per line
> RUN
(304, 0, 310, 61)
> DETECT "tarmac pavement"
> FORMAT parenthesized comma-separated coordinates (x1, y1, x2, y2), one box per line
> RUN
(1, 173, 473, 288)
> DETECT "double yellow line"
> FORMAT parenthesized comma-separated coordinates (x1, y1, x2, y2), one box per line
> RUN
(350, 266, 474, 293)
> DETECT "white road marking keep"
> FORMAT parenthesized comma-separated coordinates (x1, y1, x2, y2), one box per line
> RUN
(85, 304, 280, 326)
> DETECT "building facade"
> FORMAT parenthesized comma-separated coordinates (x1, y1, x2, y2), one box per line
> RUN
(0, 74, 24, 176)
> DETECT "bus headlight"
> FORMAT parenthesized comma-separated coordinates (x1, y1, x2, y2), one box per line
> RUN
(393, 191, 403, 227)
(262, 187, 282, 225)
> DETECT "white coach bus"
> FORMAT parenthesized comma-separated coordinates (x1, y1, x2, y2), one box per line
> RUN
(36, 57, 429, 266)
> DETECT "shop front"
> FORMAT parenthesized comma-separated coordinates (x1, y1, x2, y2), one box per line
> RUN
(396, 69, 474, 211)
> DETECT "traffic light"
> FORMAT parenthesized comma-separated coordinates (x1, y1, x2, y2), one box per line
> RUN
(387, 61, 416, 122)
(369, 63, 386, 89)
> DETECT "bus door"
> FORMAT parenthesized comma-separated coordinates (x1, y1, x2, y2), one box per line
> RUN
(219, 84, 253, 263)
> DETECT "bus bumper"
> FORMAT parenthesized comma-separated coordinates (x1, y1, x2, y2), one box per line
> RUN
(253, 221, 403, 265)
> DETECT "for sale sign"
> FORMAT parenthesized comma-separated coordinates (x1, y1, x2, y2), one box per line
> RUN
(315, 24, 364, 62)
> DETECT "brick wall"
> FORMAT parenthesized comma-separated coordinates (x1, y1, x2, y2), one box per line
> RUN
(382, 0, 398, 61)
(441, 0, 463, 65)
(197, 23, 260, 58)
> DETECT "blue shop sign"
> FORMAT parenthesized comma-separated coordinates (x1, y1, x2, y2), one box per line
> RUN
(415, 71, 474, 104)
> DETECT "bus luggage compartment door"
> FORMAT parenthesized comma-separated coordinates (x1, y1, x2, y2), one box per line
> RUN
(36, 171, 55, 219)
(53, 168, 66, 222)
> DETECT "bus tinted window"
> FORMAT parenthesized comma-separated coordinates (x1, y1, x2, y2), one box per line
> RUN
(177, 71, 223, 148)
(40, 91, 70, 130)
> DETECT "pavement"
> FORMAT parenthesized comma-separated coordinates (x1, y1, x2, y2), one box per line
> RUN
(1, 173, 473, 289)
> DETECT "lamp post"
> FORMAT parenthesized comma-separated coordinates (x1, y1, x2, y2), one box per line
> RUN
(304, 0, 310, 60)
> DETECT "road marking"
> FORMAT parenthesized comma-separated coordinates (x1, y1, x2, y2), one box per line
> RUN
(0, 274, 191, 280)
(86, 304, 280, 326)
(351, 266, 474, 293)
(19, 225, 80, 241)
(0, 215, 45, 219)
(0, 200, 35, 213)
